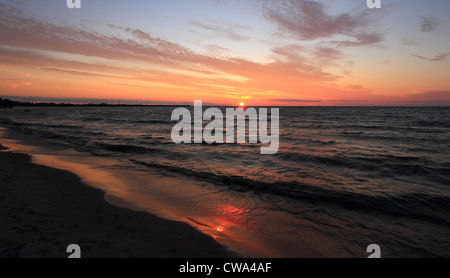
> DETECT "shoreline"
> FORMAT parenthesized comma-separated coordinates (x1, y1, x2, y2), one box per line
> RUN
(0, 144, 230, 258)
(0, 125, 272, 258)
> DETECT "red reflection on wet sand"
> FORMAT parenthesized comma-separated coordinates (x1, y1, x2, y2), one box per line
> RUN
(213, 204, 250, 230)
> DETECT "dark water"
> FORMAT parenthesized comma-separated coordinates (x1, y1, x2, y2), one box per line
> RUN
(1, 106, 450, 257)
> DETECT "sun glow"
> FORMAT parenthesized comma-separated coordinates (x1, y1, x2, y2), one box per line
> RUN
(239, 102, 245, 107)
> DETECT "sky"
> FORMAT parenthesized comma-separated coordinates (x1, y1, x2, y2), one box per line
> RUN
(0, 0, 449, 106)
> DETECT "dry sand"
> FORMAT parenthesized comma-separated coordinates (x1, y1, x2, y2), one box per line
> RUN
(0, 145, 230, 258)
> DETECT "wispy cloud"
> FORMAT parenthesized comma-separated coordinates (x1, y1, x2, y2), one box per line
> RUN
(420, 17, 440, 32)
(0, 4, 197, 68)
(401, 90, 450, 106)
(328, 33, 384, 47)
(261, 0, 383, 47)
(402, 38, 418, 46)
(411, 53, 450, 62)
(270, 99, 322, 103)
(408, 90, 450, 100)
(188, 19, 250, 42)
(0, 2, 343, 102)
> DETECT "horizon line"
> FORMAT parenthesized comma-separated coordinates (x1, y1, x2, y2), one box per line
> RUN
(2, 95, 450, 107)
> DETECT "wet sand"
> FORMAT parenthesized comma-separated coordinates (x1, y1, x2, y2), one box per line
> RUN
(0, 145, 230, 258)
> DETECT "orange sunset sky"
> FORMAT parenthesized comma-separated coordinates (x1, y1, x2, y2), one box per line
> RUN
(0, 0, 449, 106)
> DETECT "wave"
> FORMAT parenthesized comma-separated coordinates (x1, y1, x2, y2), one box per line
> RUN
(130, 159, 450, 226)
(94, 142, 163, 154)
(1, 118, 24, 126)
(277, 151, 423, 167)
(276, 152, 449, 185)
(99, 118, 172, 125)
(413, 120, 450, 128)
(82, 117, 104, 122)
(1, 118, 83, 130)
(133, 119, 173, 124)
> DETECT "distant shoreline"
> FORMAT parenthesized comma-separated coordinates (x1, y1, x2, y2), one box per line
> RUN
(0, 98, 190, 108)
(2, 98, 450, 108)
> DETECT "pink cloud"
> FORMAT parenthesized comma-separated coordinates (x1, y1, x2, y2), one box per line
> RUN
(0, 2, 337, 88)
(262, 0, 383, 46)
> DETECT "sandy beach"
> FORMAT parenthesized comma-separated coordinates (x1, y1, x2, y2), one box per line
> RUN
(0, 144, 230, 258)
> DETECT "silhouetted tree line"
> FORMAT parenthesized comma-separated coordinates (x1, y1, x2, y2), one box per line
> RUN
(0, 98, 15, 108)
(0, 98, 83, 107)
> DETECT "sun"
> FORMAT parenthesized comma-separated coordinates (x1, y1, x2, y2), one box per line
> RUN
(239, 102, 245, 107)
